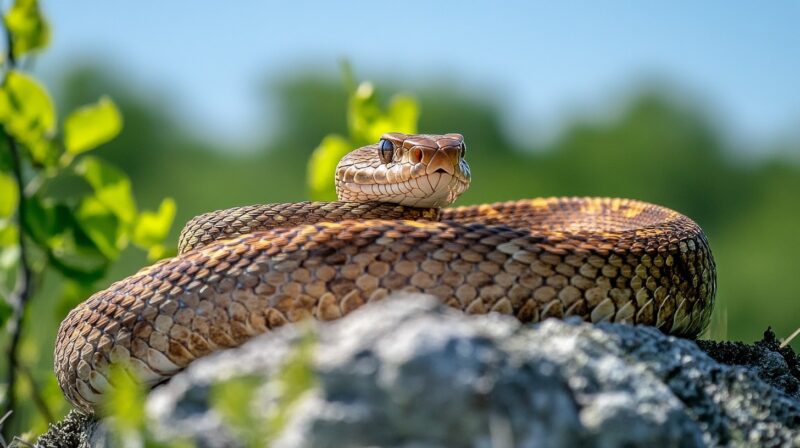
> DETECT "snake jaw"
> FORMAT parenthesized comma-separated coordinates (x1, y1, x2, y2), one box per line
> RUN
(335, 133, 471, 208)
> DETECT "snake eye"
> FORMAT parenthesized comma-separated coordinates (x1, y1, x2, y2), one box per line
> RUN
(378, 139, 394, 164)
(459, 142, 467, 158)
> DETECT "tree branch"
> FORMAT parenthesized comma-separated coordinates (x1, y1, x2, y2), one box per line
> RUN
(4, 25, 15, 66)
(1, 133, 35, 433)
(1, 23, 45, 436)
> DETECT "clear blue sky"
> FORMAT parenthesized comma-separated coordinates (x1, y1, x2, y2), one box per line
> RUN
(39, 1, 800, 151)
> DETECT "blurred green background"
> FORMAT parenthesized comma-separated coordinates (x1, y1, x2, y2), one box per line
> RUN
(3, 0, 800, 437)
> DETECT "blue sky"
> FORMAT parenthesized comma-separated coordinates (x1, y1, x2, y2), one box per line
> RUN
(39, 1, 800, 151)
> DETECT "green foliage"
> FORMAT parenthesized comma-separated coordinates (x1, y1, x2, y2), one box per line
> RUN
(210, 375, 266, 447)
(91, 330, 317, 447)
(132, 198, 177, 261)
(210, 328, 317, 447)
(0, 291, 10, 328)
(103, 365, 147, 439)
(0, 171, 18, 217)
(0, 221, 17, 248)
(103, 366, 193, 448)
(0, 71, 56, 165)
(0, 0, 177, 438)
(65, 95, 123, 155)
(77, 156, 137, 224)
(3, 0, 49, 57)
(346, 83, 419, 146)
(307, 134, 350, 201)
(307, 63, 419, 200)
(0, 172, 19, 305)
(265, 327, 317, 439)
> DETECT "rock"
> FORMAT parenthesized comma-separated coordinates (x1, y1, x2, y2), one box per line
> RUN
(30, 410, 94, 448)
(38, 294, 800, 447)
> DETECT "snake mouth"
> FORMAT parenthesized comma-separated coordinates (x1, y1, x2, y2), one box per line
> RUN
(340, 170, 470, 208)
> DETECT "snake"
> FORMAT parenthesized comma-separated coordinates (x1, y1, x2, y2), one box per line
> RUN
(54, 132, 716, 413)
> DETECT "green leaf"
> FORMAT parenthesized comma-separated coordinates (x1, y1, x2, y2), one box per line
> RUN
(0, 221, 17, 247)
(385, 94, 419, 134)
(0, 71, 56, 161)
(103, 364, 146, 433)
(359, 94, 419, 144)
(0, 171, 18, 218)
(132, 198, 176, 261)
(75, 157, 137, 224)
(347, 81, 381, 145)
(23, 195, 109, 280)
(27, 138, 59, 167)
(75, 196, 124, 259)
(3, 0, 50, 57)
(64, 96, 123, 155)
(307, 135, 351, 201)
(209, 329, 316, 446)
(0, 221, 19, 273)
(0, 298, 12, 330)
(309, 75, 420, 202)
(265, 328, 316, 442)
(274, 328, 317, 404)
(104, 363, 193, 447)
(210, 376, 264, 436)
(145, 244, 175, 262)
(48, 236, 109, 282)
(22, 194, 60, 247)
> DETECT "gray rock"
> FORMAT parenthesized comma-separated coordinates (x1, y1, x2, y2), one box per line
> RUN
(40, 294, 800, 447)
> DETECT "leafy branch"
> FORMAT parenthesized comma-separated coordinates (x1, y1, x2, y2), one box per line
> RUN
(1, 0, 48, 429)
(1, 128, 32, 438)
(0, 0, 176, 438)
(306, 60, 419, 200)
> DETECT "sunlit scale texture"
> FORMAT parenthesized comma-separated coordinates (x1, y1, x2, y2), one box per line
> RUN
(178, 201, 440, 253)
(55, 197, 714, 413)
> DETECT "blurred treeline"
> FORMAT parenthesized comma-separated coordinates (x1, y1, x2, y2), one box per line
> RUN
(14, 62, 799, 432)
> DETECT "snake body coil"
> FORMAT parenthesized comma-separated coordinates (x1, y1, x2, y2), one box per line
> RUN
(55, 133, 716, 413)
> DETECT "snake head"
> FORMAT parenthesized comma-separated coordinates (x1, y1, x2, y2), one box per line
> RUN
(335, 133, 472, 208)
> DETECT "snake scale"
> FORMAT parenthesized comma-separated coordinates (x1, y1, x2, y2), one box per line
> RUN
(55, 133, 716, 413)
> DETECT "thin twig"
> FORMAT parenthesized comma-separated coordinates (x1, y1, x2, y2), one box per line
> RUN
(10, 436, 34, 448)
(4, 25, 14, 66)
(780, 326, 800, 349)
(0, 410, 10, 448)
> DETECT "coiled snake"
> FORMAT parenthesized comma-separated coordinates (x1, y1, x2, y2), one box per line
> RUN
(55, 133, 716, 413)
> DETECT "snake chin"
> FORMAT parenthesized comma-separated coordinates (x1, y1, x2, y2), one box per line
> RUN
(338, 171, 469, 208)
(413, 172, 470, 208)
(393, 172, 469, 208)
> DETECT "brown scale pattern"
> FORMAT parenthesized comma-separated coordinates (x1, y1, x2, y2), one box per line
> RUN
(55, 197, 715, 413)
(178, 201, 440, 253)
